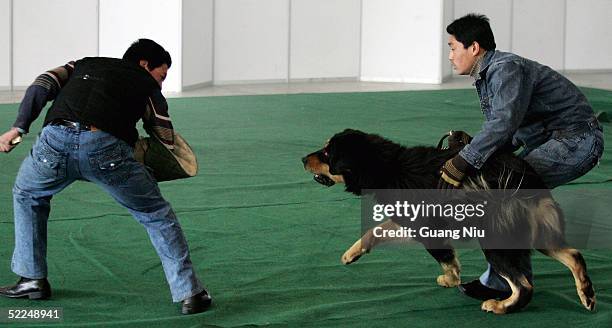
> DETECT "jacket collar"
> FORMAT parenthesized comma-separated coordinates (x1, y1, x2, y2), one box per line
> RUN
(476, 50, 496, 79)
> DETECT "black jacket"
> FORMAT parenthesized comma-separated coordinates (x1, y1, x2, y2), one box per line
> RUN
(44, 57, 160, 146)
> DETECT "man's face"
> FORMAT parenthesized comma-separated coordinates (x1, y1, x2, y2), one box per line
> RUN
(139, 60, 168, 87)
(448, 35, 477, 75)
(148, 64, 168, 87)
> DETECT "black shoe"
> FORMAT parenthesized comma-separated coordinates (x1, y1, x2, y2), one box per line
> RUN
(181, 290, 212, 315)
(0, 277, 51, 300)
(457, 279, 511, 301)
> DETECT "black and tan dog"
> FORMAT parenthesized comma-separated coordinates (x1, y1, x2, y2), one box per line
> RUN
(302, 128, 595, 314)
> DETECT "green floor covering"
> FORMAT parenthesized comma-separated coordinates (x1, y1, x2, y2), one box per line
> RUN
(1, 88, 611, 327)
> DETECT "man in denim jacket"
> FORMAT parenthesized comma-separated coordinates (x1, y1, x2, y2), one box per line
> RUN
(439, 14, 604, 301)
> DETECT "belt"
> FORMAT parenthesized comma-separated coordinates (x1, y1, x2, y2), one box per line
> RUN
(551, 118, 601, 139)
(49, 119, 99, 132)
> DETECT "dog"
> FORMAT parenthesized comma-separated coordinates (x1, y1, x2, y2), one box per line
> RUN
(302, 128, 596, 314)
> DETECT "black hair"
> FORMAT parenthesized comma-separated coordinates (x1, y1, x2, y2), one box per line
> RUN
(446, 13, 496, 51)
(122, 39, 172, 69)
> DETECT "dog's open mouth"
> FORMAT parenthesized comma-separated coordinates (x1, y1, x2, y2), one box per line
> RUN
(313, 174, 335, 187)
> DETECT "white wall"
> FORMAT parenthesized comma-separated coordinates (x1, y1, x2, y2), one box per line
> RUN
(3, 0, 612, 91)
(12, 0, 98, 88)
(214, 0, 289, 83)
(182, 0, 213, 88)
(566, 0, 612, 70)
(290, 0, 360, 80)
(454, 0, 512, 52)
(99, 0, 182, 92)
(361, 0, 445, 84)
(0, 0, 10, 90)
(512, 0, 564, 69)
(441, 0, 454, 80)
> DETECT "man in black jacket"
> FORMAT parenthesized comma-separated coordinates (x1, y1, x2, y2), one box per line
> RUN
(0, 39, 210, 315)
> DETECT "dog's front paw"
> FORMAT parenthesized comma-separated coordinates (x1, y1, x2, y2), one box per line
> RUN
(436, 273, 460, 287)
(341, 251, 362, 265)
(341, 239, 367, 265)
(577, 276, 596, 311)
(481, 299, 507, 314)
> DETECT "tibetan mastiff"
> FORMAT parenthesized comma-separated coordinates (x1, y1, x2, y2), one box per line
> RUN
(302, 128, 595, 314)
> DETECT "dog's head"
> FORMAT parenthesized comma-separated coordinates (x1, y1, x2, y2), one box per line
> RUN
(302, 129, 396, 193)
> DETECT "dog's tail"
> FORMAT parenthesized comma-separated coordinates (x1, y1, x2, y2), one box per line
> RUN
(464, 173, 565, 249)
(483, 196, 565, 249)
(527, 197, 566, 248)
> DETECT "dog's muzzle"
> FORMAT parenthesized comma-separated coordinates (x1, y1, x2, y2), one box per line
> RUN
(302, 149, 336, 187)
(313, 174, 335, 187)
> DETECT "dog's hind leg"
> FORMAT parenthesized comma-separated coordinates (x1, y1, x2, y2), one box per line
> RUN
(425, 248, 461, 287)
(341, 220, 407, 265)
(480, 250, 533, 314)
(538, 248, 596, 311)
(480, 273, 533, 314)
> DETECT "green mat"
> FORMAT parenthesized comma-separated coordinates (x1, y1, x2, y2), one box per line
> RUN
(1, 88, 611, 327)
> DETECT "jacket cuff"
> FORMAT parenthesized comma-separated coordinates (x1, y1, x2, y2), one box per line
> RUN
(459, 145, 485, 169)
(13, 127, 27, 134)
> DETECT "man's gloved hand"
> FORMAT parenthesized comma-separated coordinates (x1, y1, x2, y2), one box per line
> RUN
(438, 155, 473, 189)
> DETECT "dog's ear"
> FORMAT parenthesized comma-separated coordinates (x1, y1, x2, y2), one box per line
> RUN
(340, 128, 365, 137)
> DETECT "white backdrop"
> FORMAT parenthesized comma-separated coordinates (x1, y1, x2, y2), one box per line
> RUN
(512, 0, 565, 70)
(182, 0, 213, 88)
(99, 0, 183, 92)
(12, 0, 98, 87)
(361, 0, 446, 84)
(290, 0, 361, 80)
(566, 0, 612, 70)
(0, 0, 10, 90)
(214, 0, 289, 83)
(2, 0, 611, 91)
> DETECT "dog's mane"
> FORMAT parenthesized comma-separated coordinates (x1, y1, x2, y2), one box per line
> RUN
(338, 133, 546, 195)
(341, 134, 456, 194)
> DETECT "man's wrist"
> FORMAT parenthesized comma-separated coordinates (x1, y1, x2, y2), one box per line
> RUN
(451, 155, 471, 173)
(12, 127, 26, 135)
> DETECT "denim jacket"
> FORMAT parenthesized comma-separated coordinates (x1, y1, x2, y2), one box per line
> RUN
(459, 50, 596, 169)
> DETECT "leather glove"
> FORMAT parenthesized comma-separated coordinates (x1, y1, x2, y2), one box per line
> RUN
(438, 155, 473, 189)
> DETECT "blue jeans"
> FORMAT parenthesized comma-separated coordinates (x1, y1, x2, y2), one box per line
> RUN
(11, 125, 204, 302)
(480, 127, 604, 291)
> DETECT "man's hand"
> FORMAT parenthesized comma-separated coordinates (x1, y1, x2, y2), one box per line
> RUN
(438, 155, 473, 189)
(0, 128, 23, 153)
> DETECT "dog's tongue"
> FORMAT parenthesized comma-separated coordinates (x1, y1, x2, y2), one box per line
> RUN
(314, 174, 335, 187)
